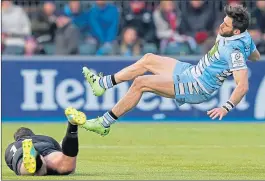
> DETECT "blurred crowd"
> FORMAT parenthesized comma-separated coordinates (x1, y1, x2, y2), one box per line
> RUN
(2, 0, 265, 56)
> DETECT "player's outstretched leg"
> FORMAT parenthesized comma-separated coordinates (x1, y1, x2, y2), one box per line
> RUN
(83, 53, 178, 97)
(22, 139, 41, 174)
(81, 75, 175, 136)
(44, 112, 84, 175)
(61, 113, 80, 159)
(63, 107, 86, 158)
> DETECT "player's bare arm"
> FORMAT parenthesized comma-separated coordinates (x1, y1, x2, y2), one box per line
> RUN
(248, 49, 261, 61)
(207, 69, 249, 120)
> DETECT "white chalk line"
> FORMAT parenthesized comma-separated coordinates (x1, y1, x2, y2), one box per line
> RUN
(80, 145, 265, 149)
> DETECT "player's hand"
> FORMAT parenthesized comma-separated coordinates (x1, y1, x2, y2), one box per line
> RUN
(207, 107, 228, 120)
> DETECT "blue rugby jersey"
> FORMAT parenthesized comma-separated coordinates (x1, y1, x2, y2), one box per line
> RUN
(189, 31, 257, 94)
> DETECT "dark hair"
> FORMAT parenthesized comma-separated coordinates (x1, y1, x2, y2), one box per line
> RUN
(14, 127, 35, 141)
(224, 4, 250, 33)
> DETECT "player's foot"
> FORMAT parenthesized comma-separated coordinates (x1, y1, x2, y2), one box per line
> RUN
(82, 67, 106, 96)
(65, 107, 86, 126)
(22, 139, 37, 174)
(81, 117, 110, 136)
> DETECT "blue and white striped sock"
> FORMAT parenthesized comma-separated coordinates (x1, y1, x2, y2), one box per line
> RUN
(101, 111, 118, 128)
(99, 75, 117, 89)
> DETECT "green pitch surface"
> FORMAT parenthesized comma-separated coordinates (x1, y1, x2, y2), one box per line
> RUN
(2, 122, 265, 180)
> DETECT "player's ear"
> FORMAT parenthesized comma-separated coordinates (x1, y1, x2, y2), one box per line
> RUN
(233, 29, 241, 35)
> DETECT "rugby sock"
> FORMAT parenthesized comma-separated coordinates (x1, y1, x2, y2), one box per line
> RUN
(99, 75, 117, 89)
(101, 111, 118, 128)
(62, 122, 78, 157)
(67, 122, 78, 134)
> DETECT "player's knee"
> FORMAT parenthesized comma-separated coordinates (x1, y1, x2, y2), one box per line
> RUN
(132, 76, 146, 90)
(144, 53, 155, 58)
(140, 53, 154, 64)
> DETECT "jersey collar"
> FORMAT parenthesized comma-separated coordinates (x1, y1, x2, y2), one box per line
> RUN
(220, 31, 248, 41)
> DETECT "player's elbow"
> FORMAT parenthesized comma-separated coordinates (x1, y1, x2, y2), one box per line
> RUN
(256, 54, 261, 61)
(250, 51, 261, 61)
(243, 86, 249, 94)
(253, 54, 260, 61)
(256, 51, 261, 60)
(238, 84, 249, 95)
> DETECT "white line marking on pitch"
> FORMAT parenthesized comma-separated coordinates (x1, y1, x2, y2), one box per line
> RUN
(80, 145, 265, 149)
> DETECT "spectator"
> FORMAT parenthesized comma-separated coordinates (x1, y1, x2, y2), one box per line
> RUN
(89, 1, 119, 55)
(249, 1, 265, 54)
(122, 1, 156, 44)
(63, 1, 90, 38)
(12, 0, 42, 17)
(24, 36, 46, 56)
(2, 0, 31, 54)
(179, 1, 216, 45)
(13, 0, 41, 6)
(120, 27, 141, 56)
(227, 0, 242, 6)
(153, 1, 197, 54)
(63, 0, 97, 55)
(55, 13, 80, 55)
(31, 1, 57, 43)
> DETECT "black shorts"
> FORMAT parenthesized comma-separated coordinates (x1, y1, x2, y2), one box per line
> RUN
(5, 135, 62, 175)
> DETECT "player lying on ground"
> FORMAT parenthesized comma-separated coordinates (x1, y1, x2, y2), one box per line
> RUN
(67, 5, 260, 136)
(5, 108, 86, 176)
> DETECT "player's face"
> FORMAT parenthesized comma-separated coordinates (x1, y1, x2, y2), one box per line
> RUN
(219, 16, 234, 37)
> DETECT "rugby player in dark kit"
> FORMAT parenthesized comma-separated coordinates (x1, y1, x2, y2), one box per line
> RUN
(4, 107, 85, 175)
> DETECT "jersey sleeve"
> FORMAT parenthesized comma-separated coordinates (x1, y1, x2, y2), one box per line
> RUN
(250, 38, 257, 53)
(223, 44, 248, 72)
(5, 143, 15, 170)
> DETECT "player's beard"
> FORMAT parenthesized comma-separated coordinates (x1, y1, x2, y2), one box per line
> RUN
(220, 30, 234, 37)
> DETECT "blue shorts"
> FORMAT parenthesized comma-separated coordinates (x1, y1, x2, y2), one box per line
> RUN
(172, 61, 212, 107)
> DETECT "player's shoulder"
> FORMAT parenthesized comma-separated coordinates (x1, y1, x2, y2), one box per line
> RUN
(224, 31, 252, 51)
(5, 141, 15, 152)
(4, 140, 21, 156)
(5, 140, 20, 149)
(33, 134, 59, 144)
